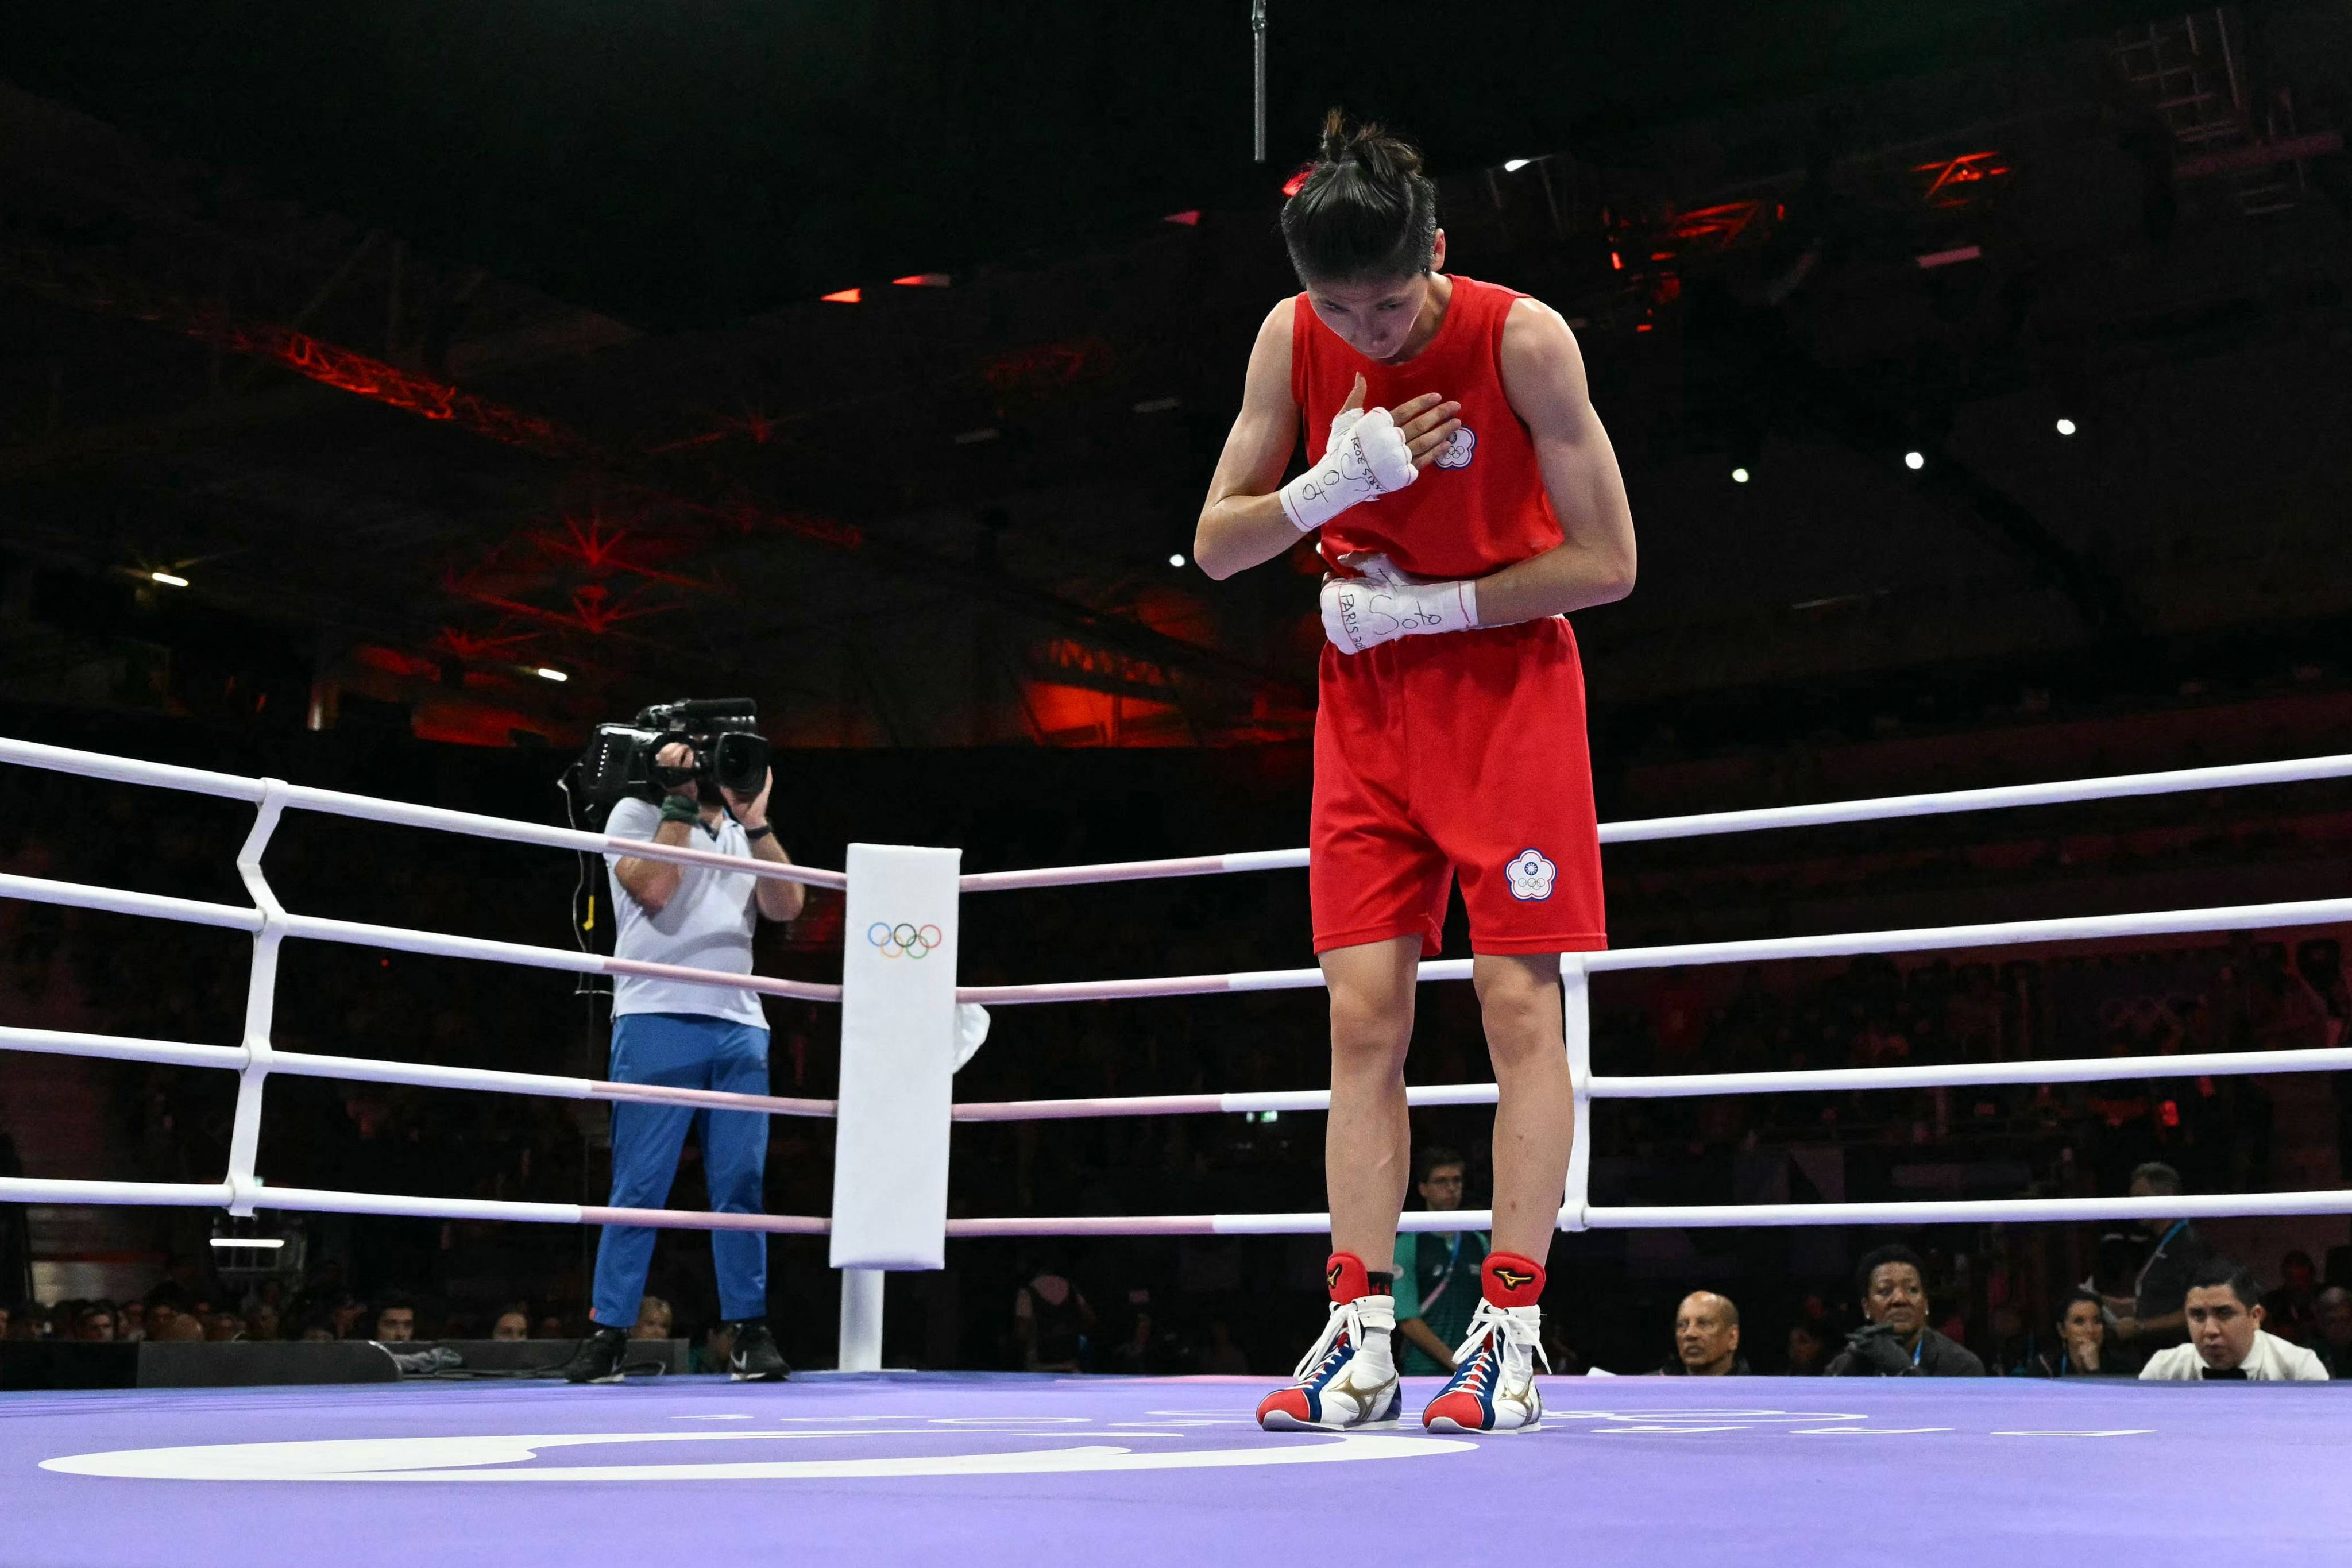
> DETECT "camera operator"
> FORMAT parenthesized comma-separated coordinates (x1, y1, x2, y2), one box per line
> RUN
(558, 741, 802, 1384)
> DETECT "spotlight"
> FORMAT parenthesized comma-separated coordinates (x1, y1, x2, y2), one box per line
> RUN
(1503, 157, 1533, 173)
(1904, 451, 1925, 470)
(1731, 468, 1750, 484)
(2055, 418, 2077, 437)
(150, 571, 189, 588)
(534, 667, 569, 683)
(1168, 553, 1187, 569)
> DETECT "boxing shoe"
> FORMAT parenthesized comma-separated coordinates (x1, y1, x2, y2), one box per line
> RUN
(1256, 1292, 1401, 1432)
(1420, 1300, 1549, 1433)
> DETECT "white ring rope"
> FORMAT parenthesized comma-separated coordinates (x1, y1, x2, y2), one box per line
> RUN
(6, 732, 2352, 1242)
(956, 748, 2352, 891)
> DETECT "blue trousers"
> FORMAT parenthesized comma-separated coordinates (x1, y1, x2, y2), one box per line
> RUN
(591, 1012, 771, 1327)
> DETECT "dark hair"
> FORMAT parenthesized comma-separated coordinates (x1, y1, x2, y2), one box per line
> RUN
(2130, 1160, 2183, 1196)
(1854, 1244, 1927, 1303)
(1280, 110, 1439, 285)
(2057, 1286, 2104, 1322)
(1415, 1145, 1467, 1184)
(2188, 1257, 2261, 1308)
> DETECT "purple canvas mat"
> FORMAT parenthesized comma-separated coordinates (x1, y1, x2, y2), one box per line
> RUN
(7, 1373, 2349, 1568)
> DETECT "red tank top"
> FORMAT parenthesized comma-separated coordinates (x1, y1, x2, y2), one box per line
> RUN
(1289, 274, 1561, 580)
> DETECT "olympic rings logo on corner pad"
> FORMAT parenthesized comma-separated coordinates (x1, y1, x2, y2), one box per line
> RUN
(867, 921, 944, 960)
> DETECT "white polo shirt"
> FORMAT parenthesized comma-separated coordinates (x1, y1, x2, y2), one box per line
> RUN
(602, 795, 766, 1028)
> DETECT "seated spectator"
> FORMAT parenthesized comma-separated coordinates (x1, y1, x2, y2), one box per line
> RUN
(2260, 1250, 2319, 1345)
(1784, 1322, 1825, 1376)
(0, 1303, 10, 1340)
(1658, 1291, 1749, 1375)
(2140, 1260, 2327, 1381)
(1013, 1257, 1094, 1373)
(1393, 1147, 1486, 1377)
(2027, 1288, 2112, 1376)
(117, 1301, 144, 1342)
(156, 1311, 204, 1342)
(492, 1309, 532, 1342)
(75, 1301, 118, 1342)
(373, 1296, 418, 1343)
(204, 1310, 244, 1342)
(297, 1318, 336, 1343)
(693, 1321, 737, 1375)
(631, 1296, 673, 1341)
(2314, 1287, 2352, 1378)
(145, 1283, 206, 1343)
(1826, 1243, 1984, 1376)
(245, 1304, 281, 1342)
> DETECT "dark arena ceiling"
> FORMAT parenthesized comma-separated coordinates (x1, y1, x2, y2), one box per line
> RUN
(2, 2, 2350, 752)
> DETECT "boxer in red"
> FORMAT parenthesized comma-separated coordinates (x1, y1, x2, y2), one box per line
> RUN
(1194, 113, 1637, 1434)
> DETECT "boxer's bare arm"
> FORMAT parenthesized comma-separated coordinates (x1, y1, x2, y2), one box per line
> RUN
(1469, 298, 1637, 624)
(1194, 303, 1310, 580)
(1194, 302, 1457, 580)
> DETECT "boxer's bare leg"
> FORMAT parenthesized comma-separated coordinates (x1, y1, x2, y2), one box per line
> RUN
(1473, 953, 1571, 1261)
(1320, 935, 1421, 1264)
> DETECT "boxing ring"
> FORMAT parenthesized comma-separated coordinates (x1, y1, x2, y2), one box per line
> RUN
(6, 733, 2352, 1567)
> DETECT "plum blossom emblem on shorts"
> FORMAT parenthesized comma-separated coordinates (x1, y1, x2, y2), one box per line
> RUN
(1434, 426, 1476, 469)
(1504, 848, 1557, 902)
(868, 921, 943, 959)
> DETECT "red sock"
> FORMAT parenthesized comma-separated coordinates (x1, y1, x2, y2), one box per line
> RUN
(1325, 1252, 1373, 1303)
(1482, 1250, 1546, 1309)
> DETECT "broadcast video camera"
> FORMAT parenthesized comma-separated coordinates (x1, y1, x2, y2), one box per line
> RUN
(578, 698, 772, 811)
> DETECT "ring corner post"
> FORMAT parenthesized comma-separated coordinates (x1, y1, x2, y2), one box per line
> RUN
(226, 781, 292, 1217)
(829, 843, 962, 1370)
(1558, 953, 1592, 1234)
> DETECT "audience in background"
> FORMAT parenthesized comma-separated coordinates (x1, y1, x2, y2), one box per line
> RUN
(2026, 1288, 2114, 1376)
(1659, 1291, 1748, 1375)
(1783, 1322, 1825, 1375)
(2139, 1260, 2328, 1381)
(492, 1309, 531, 1341)
(373, 1296, 418, 1343)
(2312, 1287, 2352, 1378)
(1826, 1245, 1985, 1376)
(2260, 1250, 2320, 1345)
(1012, 1259, 1094, 1373)
(1393, 1146, 1485, 1377)
(631, 1296, 674, 1342)
(2110, 1163, 2214, 1360)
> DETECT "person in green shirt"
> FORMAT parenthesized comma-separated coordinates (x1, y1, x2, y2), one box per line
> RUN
(1392, 1147, 1488, 1376)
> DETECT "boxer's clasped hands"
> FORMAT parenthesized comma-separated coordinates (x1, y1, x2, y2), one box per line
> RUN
(1278, 373, 1462, 534)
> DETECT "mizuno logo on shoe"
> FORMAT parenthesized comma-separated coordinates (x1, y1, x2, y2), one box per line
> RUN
(1494, 1267, 1535, 1290)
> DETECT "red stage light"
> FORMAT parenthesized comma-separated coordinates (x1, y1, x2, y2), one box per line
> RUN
(1163, 210, 1201, 226)
(891, 273, 951, 287)
(1280, 165, 1314, 197)
(821, 287, 861, 303)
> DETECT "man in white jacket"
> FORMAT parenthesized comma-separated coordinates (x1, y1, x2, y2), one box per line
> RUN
(2140, 1260, 2328, 1381)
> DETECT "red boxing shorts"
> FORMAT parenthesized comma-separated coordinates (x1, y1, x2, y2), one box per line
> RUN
(1310, 617, 1606, 957)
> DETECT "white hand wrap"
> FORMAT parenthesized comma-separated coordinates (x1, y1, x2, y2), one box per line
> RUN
(1319, 555, 1481, 655)
(1278, 405, 1419, 533)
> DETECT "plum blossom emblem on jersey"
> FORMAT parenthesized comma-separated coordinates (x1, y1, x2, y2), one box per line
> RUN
(1504, 848, 1556, 901)
(1434, 426, 1476, 469)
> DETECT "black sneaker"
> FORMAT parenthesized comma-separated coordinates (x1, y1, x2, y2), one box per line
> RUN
(555, 1325, 629, 1384)
(728, 1320, 790, 1382)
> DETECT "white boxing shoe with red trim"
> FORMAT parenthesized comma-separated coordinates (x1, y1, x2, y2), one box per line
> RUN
(1255, 1294, 1401, 1432)
(1420, 1300, 1548, 1434)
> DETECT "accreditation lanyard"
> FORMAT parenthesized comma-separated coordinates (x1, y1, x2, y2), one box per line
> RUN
(2133, 1221, 2191, 1300)
(1418, 1231, 1469, 1318)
